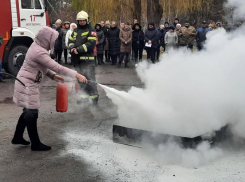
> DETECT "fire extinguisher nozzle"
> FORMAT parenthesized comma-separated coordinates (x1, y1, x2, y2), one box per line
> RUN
(88, 80, 98, 84)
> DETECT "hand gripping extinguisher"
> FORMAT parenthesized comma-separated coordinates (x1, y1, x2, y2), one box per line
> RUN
(56, 82, 68, 112)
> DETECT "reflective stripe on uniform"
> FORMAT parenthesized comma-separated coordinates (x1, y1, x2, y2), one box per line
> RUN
(80, 95, 89, 98)
(82, 44, 87, 52)
(90, 95, 98, 99)
(69, 36, 75, 41)
(81, 31, 89, 36)
(74, 32, 77, 36)
(88, 37, 97, 40)
(69, 43, 75, 47)
(80, 56, 94, 60)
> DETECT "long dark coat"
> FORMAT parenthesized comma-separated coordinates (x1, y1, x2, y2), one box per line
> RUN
(144, 27, 159, 49)
(107, 26, 120, 55)
(55, 27, 63, 51)
(95, 24, 105, 55)
(132, 24, 145, 49)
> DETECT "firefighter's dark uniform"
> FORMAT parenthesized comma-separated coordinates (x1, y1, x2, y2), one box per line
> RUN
(68, 24, 98, 102)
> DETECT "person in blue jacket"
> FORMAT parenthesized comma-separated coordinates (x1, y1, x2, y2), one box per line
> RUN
(196, 21, 210, 51)
(0, 34, 3, 82)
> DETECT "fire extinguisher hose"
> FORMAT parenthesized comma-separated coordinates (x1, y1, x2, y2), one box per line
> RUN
(0, 72, 26, 87)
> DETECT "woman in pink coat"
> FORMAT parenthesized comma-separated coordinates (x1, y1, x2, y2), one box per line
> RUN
(12, 26, 87, 151)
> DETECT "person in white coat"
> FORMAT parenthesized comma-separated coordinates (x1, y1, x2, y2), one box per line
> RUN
(164, 26, 178, 52)
(65, 23, 77, 65)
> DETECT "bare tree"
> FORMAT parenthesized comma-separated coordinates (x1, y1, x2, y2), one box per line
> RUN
(133, 0, 142, 23)
(147, 0, 163, 27)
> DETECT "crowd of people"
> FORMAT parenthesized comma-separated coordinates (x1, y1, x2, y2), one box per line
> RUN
(51, 17, 243, 67)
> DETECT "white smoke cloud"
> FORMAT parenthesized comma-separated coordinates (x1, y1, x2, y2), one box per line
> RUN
(102, 26, 245, 139)
(226, 0, 245, 20)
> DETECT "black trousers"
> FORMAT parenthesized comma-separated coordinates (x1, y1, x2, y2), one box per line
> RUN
(119, 53, 130, 66)
(94, 56, 98, 66)
(63, 49, 68, 63)
(13, 109, 40, 146)
(133, 47, 143, 63)
(146, 47, 156, 63)
(97, 53, 104, 64)
(131, 47, 135, 60)
(156, 46, 160, 60)
(197, 43, 204, 51)
(111, 55, 118, 65)
(55, 49, 63, 63)
(75, 61, 98, 96)
(105, 50, 110, 61)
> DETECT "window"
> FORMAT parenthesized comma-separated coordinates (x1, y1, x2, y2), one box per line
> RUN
(35, 0, 42, 9)
(21, 0, 34, 9)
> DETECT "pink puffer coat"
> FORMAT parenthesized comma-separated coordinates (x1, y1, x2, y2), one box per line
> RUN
(13, 26, 77, 109)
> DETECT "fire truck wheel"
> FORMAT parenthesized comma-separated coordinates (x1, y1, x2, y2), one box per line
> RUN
(7, 46, 28, 76)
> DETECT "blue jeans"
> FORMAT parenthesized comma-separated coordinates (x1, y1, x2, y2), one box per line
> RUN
(0, 59, 3, 80)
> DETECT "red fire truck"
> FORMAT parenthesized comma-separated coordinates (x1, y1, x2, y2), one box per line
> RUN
(0, 0, 50, 76)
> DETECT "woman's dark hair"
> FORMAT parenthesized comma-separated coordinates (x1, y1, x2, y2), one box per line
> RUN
(132, 23, 142, 30)
(148, 22, 154, 26)
(169, 26, 175, 30)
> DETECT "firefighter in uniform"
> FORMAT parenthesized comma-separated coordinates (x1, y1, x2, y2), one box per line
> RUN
(68, 11, 99, 104)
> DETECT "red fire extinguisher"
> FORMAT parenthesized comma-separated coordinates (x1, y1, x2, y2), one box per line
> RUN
(56, 82, 68, 112)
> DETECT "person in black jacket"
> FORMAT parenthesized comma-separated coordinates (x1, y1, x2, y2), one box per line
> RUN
(54, 19, 63, 63)
(104, 21, 111, 62)
(100, 21, 107, 49)
(132, 23, 144, 67)
(95, 23, 105, 65)
(100, 21, 107, 35)
(62, 21, 70, 64)
(172, 18, 180, 29)
(156, 25, 164, 61)
(145, 23, 158, 63)
(107, 21, 120, 65)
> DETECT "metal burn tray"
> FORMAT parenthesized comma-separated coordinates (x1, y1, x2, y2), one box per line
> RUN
(113, 125, 229, 148)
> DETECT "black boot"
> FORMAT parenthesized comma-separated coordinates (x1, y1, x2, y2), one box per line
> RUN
(92, 96, 99, 106)
(125, 61, 129, 68)
(25, 111, 51, 151)
(12, 112, 30, 145)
